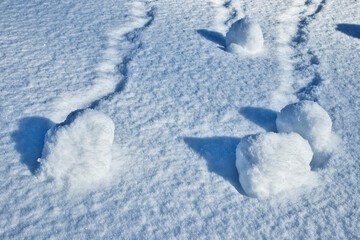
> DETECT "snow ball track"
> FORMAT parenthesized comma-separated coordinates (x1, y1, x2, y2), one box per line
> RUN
(271, 0, 327, 110)
(271, 0, 307, 110)
(293, 0, 327, 102)
(50, 1, 155, 122)
(209, 0, 244, 33)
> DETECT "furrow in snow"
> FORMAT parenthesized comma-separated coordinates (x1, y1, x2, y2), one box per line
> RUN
(210, 0, 244, 33)
(89, 2, 155, 109)
(293, 0, 327, 102)
(270, 0, 307, 110)
(271, 0, 327, 109)
(49, 1, 155, 122)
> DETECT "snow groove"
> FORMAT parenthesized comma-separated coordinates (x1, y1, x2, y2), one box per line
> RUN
(293, 0, 327, 102)
(50, 1, 155, 122)
(271, 0, 307, 110)
(271, 0, 327, 109)
(90, 2, 155, 109)
(210, 0, 244, 33)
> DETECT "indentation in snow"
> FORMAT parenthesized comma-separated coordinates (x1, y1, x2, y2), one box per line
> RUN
(38, 109, 115, 189)
(236, 132, 318, 198)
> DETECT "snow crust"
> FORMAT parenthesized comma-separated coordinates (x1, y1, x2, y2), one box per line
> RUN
(236, 132, 317, 198)
(225, 17, 264, 54)
(38, 109, 115, 188)
(276, 101, 335, 167)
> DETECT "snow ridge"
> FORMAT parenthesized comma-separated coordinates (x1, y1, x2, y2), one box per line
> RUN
(50, 1, 155, 122)
(271, 0, 326, 110)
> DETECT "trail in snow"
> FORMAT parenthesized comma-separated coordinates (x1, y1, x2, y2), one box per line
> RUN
(49, 1, 155, 122)
(89, 2, 155, 109)
(271, 0, 327, 110)
(210, 0, 244, 33)
(293, 0, 327, 102)
(271, 0, 307, 110)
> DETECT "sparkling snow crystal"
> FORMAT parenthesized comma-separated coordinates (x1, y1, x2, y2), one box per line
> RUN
(236, 132, 318, 198)
(38, 109, 115, 189)
(225, 17, 264, 54)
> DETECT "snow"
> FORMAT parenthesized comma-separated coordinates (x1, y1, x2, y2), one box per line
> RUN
(38, 109, 115, 189)
(236, 132, 317, 198)
(48, 1, 154, 122)
(276, 100, 336, 168)
(225, 17, 264, 54)
(1, 0, 360, 238)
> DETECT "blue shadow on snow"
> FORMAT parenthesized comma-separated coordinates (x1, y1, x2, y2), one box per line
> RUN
(11, 117, 54, 174)
(196, 29, 226, 50)
(184, 136, 246, 195)
(239, 107, 277, 132)
(336, 24, 360, 39)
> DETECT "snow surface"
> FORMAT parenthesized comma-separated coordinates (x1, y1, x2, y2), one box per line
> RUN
(38, 109, 115, 189)
(276, 100, 336, 169)
(1, 0, 360, 239)
(225, 17, 264, 54)
(236, 132, 317, 198)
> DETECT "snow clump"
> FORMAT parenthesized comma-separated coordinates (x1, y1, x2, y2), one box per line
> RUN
(236, 132, 318, 198)
(276, 100, 335, 168)
(38, 109, 115, 189)
(225, 17, 264, 54)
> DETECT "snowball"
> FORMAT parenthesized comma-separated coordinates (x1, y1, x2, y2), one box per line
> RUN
(38, 109, 115, 189)
(276, 101, 334, 165)
(225, 17, 264, 54)
(236, 132, 317, 198)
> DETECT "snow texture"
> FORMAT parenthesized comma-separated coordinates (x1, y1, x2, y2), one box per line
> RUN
(236, 132, 318, 198)
(1, 0, 360, 238)
(225, 17, 264, 54)
(276, 100, 335, 168)
(48, 1, 153, 122)
(38, 109, 115, 189)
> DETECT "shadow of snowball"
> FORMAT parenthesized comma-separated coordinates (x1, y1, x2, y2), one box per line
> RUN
(196, 29, 226, 50)
(239, 107, 277, 132)
(11, 117, 55, 174)
(336, 23, 360, 39)
(184, 136, 246, 195)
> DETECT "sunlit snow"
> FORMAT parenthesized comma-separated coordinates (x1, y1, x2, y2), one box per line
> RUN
(1, 0, 359, 238)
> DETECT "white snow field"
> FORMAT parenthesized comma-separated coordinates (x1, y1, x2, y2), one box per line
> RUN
(38, 109, 115, 189)
(236, 132, 317, 198)
(1, 0, 360, 239)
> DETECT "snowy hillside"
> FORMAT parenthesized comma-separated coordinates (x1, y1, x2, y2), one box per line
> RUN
(1, 0, 359, 238)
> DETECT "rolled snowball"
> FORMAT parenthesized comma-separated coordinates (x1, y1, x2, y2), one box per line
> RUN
(276, 100, 333, 155)
(236, 132, 317, 198)
(225, 17, 264, 54)
(38, 109, 115, 188)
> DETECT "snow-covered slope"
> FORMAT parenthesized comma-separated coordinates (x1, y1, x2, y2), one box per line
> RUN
(1, 0, 359, 239)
